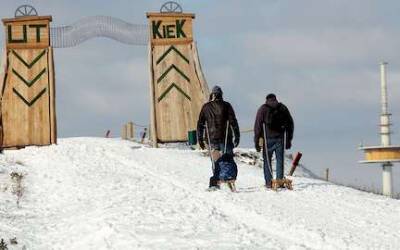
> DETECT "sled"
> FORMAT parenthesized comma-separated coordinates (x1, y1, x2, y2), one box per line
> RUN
(288, 152, 303, 176)
(263, 124, 294, 192)
(218, 179, 237, 192)
(271, 178, 293, 191)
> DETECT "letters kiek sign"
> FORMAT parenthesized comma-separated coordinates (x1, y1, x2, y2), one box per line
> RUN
(147, 13, 194, 45)
(152, 19, 187, 39)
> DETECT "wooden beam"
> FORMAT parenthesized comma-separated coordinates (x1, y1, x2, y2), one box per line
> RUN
(48, 47, 57, 144)
(0, 46, 7, 95)
(121, 124, 128, 140)
(148, 44, 158, 147)
(0, 47, 8, 148)
(146, 13, 195, 19)
(2, 16, 53, 24)
(191, 41, 209, 100)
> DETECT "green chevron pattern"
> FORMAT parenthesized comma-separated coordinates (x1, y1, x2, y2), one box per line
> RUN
(157, 64, 190, 84)
(13, 88, 47, 107)
(12, 49, 46, 69)
(156, 46, 189, 65)
(10, 50, 48, 106)
(158, 83, 191, 103)
(12, 68, 46, 87)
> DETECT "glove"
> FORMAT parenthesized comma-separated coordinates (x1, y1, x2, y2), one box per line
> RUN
(234, 137, 240, 148)
(199, 140, 206, 150)
(255, 144, 261, 152)
(285, 140, 292, 150)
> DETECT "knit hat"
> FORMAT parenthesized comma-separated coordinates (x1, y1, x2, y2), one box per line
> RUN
(266, 93, 276, 100)
(211, 85, 223, 96)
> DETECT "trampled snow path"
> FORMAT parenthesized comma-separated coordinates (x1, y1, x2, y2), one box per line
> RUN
(0, 138, 400, 249)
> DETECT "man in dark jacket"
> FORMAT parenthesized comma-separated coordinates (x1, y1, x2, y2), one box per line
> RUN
(197, 86, 240, 188)
(254, 93, 294, 188)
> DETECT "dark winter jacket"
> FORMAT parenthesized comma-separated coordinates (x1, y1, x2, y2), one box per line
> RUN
(197, 98, 240, 145)
(254, 101, 294, 146)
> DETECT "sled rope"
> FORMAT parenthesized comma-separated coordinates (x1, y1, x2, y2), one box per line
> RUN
(224, 120, 230, 154)
(205, 122, 215, 173)
(263, 123, 274, 181)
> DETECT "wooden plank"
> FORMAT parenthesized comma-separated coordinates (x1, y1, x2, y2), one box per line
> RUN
(148, 44, 158, 147)
(2, 146, 25, 150)
(0, 47, 7, 95)
(48, 47, 57, 144)
(2, 16, 53, 24)
(146, 13, 195, 18)
(5, 43, 52, 50)
(0, 47, 8, 148)
(152, 43, 206, 142)
(2, 48, 51, 147)
(153, 40, 195, 46)
(153, 44, 190, 141)
(4, 19, 51, 49)
(147, 13, 194, 46)
(121, 124, 128, 140)
(126, 122, 134, 139)
(191, 42, 210, 99)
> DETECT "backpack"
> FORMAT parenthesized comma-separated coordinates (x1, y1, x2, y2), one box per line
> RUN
(266, 103, 286, 132)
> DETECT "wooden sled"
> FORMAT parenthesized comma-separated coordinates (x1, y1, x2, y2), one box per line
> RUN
(218, 180, 237, 192)
(271, 178, 293, 191)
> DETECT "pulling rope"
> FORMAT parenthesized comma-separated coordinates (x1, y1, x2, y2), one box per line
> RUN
(240, 128, 254, 133)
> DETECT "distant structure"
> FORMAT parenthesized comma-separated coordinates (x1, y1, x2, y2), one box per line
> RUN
(359, 62, 400, 197)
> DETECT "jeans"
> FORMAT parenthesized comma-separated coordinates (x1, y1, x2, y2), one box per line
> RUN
(263, 137, 284, 183)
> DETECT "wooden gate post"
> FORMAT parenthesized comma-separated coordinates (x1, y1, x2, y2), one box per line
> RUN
(121, 123, 127, 140)
(1, 15, 56, 149)
(146, 11, 209, 146)
(126, 121, 134, 140)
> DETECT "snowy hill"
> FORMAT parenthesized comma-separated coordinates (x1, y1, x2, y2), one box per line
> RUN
(1, 138, 400, 249)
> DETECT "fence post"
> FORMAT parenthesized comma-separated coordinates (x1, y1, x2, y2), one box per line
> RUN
(121, 124, 128, 140)
(141, 128, 147, 143)
(105, 130, 111, 138)
(325, 168, 329, 181)
(126, 122, 134, 140)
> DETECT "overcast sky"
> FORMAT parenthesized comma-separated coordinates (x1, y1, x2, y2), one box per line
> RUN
(1, 0, 400, 194)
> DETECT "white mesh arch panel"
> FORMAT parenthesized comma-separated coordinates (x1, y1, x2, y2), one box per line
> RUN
(50, 16, 149, 48)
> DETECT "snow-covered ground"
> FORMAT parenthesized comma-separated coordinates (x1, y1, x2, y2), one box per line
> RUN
(0, 138, 399, 249)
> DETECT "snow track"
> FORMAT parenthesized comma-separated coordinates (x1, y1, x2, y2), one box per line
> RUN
(0, 138, 399, 249)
